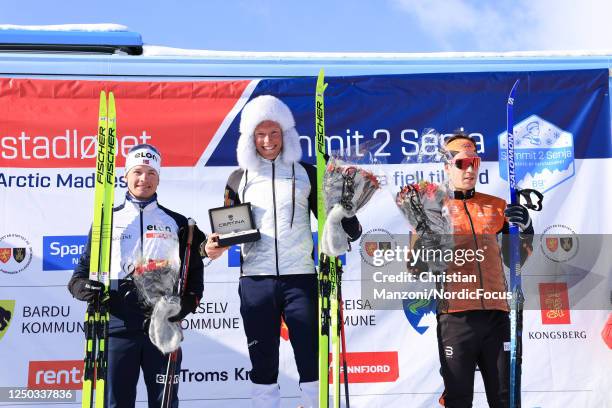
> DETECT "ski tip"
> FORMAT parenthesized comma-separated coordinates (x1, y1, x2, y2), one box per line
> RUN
(108, 91, 116, 120)
(510, 79, 520, 94)
(316, 68, 328, 94)
(99, 89, 106, 99)
(188, 218, 196, 226)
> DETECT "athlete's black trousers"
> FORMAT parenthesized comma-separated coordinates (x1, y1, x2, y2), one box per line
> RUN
(437, 310, 510, 408)
(238, 274, 318, 385)
(107, 331, 181, 408)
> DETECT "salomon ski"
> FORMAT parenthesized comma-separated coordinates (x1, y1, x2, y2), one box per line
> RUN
(506, 79, 523, 408)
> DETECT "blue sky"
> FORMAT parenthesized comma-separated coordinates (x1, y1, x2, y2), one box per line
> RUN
(1, 0, 610, 52)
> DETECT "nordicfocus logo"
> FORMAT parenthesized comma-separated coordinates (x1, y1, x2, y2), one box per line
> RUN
(328, 351, 399, 384)
(0, 233, 33, 274)
(28, 360, 83, 390)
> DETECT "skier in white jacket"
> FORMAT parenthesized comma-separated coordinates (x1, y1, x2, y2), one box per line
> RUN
(208, 95, 361, 408)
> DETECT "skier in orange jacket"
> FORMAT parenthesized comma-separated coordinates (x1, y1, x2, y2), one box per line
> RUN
(433, 131, 534, 408)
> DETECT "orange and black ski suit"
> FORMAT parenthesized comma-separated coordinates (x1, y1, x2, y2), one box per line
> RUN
(437, 189, 533, 408)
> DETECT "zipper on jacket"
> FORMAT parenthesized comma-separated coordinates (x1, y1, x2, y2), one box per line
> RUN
(463, 199, 486, 309)
(271, 162, 280, 276)
(139, 206, 144, 260)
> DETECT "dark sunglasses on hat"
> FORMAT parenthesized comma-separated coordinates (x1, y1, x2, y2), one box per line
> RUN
(451, 157, 481, 170)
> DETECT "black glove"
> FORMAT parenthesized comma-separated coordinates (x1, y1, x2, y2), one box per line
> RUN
(71, 278, 106, 303)
(504, 203, 532, 232)
(168, 294, 199, 322)
(341, 215, 362, 242)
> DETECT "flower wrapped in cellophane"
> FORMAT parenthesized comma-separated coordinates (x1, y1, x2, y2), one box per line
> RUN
(132, 254, 182, 354)
(396, 180, 453, 272)
(321, 156, 381, 256)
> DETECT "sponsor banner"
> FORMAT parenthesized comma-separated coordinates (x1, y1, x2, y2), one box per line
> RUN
(330, 351, 400, 384)
(42, 235, 87, 271)
(0, 78, 251, 168)
(0, 71, 611, 407)
(0, 300, 15, 341)
(28, 360, 83, 390)
(0, 234, 33, 275)
(539, 283, 571, 325)
(207, 69, 611, 167)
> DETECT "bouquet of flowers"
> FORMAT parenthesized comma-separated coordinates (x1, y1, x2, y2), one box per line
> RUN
(132, 258, 182, 354)
(396, 180, 453, 271)
(322, 156, 381, 256)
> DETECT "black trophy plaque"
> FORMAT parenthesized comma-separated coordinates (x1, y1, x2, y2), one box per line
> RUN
(208, 203, 261, 247)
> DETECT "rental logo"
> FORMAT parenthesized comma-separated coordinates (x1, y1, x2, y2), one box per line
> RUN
(0, 78, 250, 168)
(28, 360, 84, 390)
(539, 282, 571, 325)
(329, 351, 399, 384)
(42, 236, 88, 271)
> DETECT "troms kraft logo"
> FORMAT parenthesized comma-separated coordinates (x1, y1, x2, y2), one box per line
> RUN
(0, 300, 15, 340)
(0, 233, 33, 274)
(539, 282, 571, 325)
(28, 360, 84, 390)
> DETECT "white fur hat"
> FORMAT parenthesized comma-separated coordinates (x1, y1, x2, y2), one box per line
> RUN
(237, 95, 303, 170)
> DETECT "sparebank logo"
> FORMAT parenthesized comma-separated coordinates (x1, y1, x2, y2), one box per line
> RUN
(402, 298, 437, 335)
(498, 115, 574, 193)
(0, 233, 33, 274)
(28, 360, 83, 390)
(0, 300, 16, 340)
(42, 236, 88, 271)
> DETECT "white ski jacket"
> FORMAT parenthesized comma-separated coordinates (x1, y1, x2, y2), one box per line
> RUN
(227, 157, 316, 276)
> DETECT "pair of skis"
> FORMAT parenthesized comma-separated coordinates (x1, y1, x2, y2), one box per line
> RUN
(316, 69, 350, 408)
(82, 91, 116, 408)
